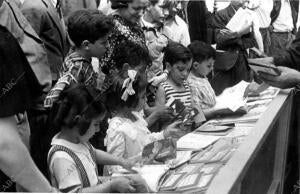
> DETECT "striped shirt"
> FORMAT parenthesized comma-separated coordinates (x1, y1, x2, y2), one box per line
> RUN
(44, 51, 97, 108)
(161, 81, 192, 110)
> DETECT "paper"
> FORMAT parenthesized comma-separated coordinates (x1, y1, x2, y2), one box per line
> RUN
(168, 150, 193, 168)
(214, 81, 249, 112)
(177, 133, 221, 151)
(226, 8, 254, 33)
(112, 164, 169, 192)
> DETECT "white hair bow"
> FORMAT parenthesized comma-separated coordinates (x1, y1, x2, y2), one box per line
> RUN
(121, 70, 137, 101)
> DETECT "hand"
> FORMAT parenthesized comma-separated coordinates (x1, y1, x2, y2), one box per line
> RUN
(149, 73, 168, 86)
(152, 105, 174, 121)
(243, 82, 269, 98)
(120, 156, 140, 171)
(220, 29, 237, 38)
(249, 57, 274, 65)
(111, 177, 136, 193)
(126, 175, 149, 193)
(258, 66, 300, 89)
(163, 121, 186, 138)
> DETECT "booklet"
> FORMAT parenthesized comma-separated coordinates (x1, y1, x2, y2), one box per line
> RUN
(177, 133, 221, 151)
(247, 58, 281, 76)
(142, 138, 177, 163)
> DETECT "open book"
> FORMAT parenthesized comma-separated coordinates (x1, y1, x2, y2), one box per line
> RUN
(214, 80, 249, 112)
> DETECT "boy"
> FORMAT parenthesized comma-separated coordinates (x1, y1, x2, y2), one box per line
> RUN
(187, 41, 217, 119)
(44, 10, 112, 108)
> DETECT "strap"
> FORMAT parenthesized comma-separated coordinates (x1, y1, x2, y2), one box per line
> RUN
(86, 143, 99, 177)
(48, 145, 91, 188)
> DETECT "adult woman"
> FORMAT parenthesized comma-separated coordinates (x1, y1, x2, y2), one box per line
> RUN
(100, 0, 148, 76)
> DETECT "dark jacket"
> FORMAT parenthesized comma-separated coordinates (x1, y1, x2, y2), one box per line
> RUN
(270, 0, 299, 34)
(186, 1, 213, 43)
(21, 0, 69, 81)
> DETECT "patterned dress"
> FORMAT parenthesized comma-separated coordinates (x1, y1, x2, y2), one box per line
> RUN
(100, 15, 146, 75)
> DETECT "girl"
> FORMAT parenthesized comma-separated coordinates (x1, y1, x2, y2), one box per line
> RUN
(47, 84, 145, 193)
(104, 66, 184, 174)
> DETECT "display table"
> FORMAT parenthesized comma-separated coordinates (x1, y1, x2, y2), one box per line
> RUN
(206, 89, 293, 194)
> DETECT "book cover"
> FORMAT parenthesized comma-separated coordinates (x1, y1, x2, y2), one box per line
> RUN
(142, 138, 177, 163)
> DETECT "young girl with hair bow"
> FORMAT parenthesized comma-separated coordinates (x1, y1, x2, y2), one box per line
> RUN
(104, 67, 185, 174)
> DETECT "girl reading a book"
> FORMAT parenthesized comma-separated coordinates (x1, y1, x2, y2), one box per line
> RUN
(104, 62, 184, 174)
(47, 84, 146, 192)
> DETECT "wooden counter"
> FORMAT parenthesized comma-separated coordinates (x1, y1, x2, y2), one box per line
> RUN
(206, 89, 293, 194)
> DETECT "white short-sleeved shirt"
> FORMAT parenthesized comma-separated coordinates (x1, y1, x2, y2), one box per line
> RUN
(105, 111, 164, 159)
(164, 15, 191, 47)
(48, 134, 98, 192)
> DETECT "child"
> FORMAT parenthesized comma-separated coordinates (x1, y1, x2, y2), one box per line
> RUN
(104, 67, 184, 173)
(44, 9, 112, 108)
(187, 41, 217, 119)
(155, 42, 193, 117)
(48, 84, 146, 192)
(103, 40, 173, 130)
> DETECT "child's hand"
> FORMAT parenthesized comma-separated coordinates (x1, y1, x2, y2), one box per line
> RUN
(111, 177, 136, 193)
(153, 105, 174, 121)
(149, 72, 168, 86)
(163, 121, 186, 138)
(120, 156, 141, 171)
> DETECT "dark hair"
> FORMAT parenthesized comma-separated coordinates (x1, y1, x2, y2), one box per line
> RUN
(110, 0, 133, 9)
(103, 71, 147, 114)
(163, 41, 192, 67)
(67, 9, 113, 47)
(188, 41, 216, 64)
(113, 40, 151, 71)
(149, 0, 159, 6)
(49, 84, 106, 136)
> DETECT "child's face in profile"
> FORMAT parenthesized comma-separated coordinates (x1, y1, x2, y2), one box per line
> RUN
(79, 114, 104, 143)
(194, 58, 214, 77)
(168, 59, 192, 86)
(88, 35, 109, 58)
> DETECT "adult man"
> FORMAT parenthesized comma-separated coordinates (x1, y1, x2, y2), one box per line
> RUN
(269, 0, 299, 56)
(0, 0, 53, 192)
(210, 0, 256, 95)
(21, 0, 69, 177)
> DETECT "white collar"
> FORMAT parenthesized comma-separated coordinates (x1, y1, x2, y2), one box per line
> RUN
(141, 15, 156, 28)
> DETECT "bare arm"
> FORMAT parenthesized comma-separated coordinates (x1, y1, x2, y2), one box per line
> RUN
(155, 85, 166, 106)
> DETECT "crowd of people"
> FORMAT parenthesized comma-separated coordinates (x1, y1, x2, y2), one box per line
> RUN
(1, 0, 300, 192)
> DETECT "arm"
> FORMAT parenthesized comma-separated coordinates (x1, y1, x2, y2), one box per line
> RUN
(155, 85, 166, 106)
(52, 158, 134, 193)
(252, 14, 264, 52)
(0, 116, 52, 192)
(258, 66, 300, 89)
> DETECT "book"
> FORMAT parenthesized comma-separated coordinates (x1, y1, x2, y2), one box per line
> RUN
(247, 58, 281, 76)
(177, 133, 221, 151)
(142, 138, 177, 163)
(214, 81, 249, 112)
(159, 163, 222, 193)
